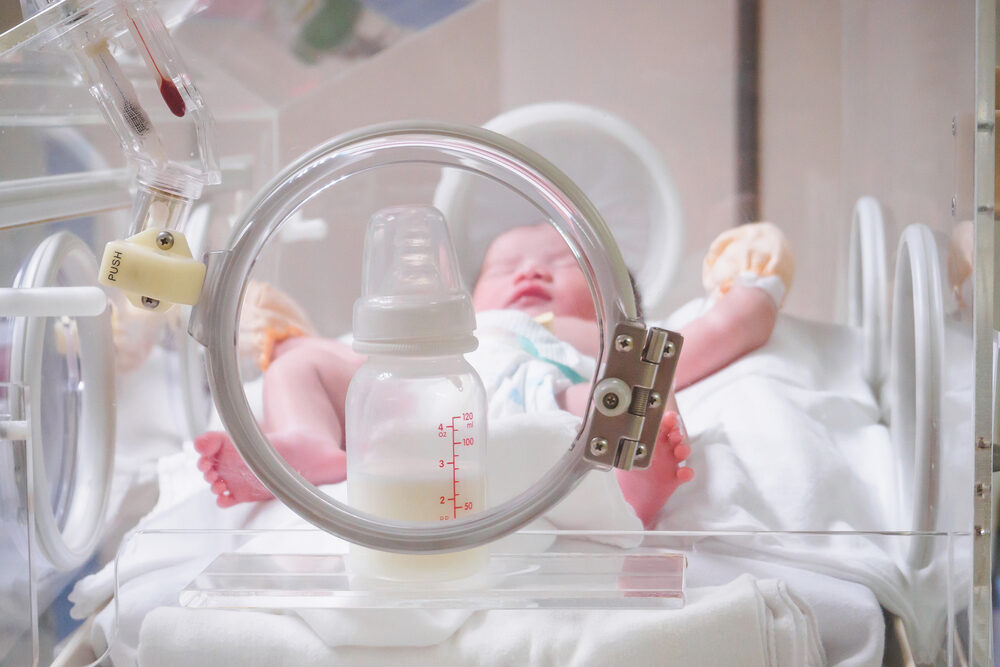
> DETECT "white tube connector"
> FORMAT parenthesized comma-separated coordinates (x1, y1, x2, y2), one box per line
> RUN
(0, 286, 108, 317)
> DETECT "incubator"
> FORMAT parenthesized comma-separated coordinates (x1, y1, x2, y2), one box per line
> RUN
(0, 1, 995, 666)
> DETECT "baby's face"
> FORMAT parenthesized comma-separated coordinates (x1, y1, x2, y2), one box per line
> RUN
(472, 223, 595, 319)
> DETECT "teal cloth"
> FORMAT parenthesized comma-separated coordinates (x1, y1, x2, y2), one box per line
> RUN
(515, 334, 587, 385)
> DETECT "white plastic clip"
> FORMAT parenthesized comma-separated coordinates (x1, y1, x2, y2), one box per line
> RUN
(99, 228, 206, 312)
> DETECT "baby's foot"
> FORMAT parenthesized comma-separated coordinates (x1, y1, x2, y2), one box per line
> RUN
(195, 432, 272, 507)
(195, 431, 348, 508)
(615, 412, 693, 527)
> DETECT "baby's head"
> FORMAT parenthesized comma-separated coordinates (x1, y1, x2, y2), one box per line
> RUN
(472, 223, 596, 320)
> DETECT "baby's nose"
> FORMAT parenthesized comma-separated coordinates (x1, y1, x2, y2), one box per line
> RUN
(515, 262, 551, 281)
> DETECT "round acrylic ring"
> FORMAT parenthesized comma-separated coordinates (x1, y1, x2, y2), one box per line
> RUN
(847, 196, 888, 388)
(889, 224, 943, 570)
(197, 121, 641, 554)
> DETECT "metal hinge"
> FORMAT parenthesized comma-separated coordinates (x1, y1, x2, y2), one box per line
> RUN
(583, 323, 683, 470)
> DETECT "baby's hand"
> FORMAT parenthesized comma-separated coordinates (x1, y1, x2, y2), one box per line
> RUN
(615, 412, 693, 527)
(702, 221, 794, 307)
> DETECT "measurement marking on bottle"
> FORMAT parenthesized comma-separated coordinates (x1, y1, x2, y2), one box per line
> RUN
(451, 416, 459, 518)
(440, 412, 475, 521)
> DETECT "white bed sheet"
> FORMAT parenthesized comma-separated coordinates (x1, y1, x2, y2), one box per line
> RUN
(656, 304, 969, 663)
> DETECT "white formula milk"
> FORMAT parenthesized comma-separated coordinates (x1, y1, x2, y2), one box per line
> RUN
(348, 461, 487, 581)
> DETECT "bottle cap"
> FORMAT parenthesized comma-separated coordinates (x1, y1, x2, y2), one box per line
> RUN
(353, 206, 477, 355)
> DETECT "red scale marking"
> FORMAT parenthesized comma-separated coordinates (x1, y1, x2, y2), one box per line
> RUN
(451, 416, 459, 518)
(441, 412, 474, 520)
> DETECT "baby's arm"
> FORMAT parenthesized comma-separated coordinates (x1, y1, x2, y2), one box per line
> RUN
(673, 283, 777, 390)
(560, 282, 777, 410)
(548, 315, 601, 359)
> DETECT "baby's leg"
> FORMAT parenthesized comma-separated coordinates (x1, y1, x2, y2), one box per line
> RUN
(615, 396, 693, 527)
(196, 338, 364, 507)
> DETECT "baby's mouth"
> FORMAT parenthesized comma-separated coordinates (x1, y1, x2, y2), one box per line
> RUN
(506, 283, 551, 308)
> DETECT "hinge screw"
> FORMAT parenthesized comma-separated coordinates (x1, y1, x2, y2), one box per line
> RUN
(156, 231, 175, 250)
(590, 438, 609, 456)
(140, 296, 160, 309)
(615, 335, 633, 352)
(635, 444, 648, 459)
(663, 341, 676, 358)
(648, 392, 662, 408)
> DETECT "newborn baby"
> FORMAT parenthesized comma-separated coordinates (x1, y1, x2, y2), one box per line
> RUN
(196, 221, 792, 526)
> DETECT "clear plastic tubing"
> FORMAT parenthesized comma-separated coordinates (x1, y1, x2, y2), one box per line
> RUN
(195, 122, 639, 554)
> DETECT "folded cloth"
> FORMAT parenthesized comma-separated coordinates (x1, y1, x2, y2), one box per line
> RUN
(135, 574, 823, 667)
(688, 551, 883, 667)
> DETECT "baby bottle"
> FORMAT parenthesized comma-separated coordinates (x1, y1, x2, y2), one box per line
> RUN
(346, 205, 488, 581)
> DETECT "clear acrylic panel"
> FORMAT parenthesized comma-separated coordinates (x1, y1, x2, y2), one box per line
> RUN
(100, 527, 972, 666)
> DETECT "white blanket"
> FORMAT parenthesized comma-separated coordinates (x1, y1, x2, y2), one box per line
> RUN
(656, 304, 963, 663)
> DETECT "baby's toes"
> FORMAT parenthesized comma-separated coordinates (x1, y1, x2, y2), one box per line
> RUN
(203, 468, 219, 484)
(673, 443, 691, 461)
(194, 431, 226, 456)
(211, 479, 238, 507)
(659, 412, 678, 433)
(197, 455, 214, 473)
(677, 467, 694, 483)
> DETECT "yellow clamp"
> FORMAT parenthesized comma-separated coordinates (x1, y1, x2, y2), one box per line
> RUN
(98, 228, 205, 312)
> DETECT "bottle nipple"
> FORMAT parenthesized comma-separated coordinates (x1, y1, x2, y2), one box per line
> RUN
(353, 206, 477, 355)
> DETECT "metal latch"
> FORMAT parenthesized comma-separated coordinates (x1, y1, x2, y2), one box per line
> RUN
(583, 322, 683, 470)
